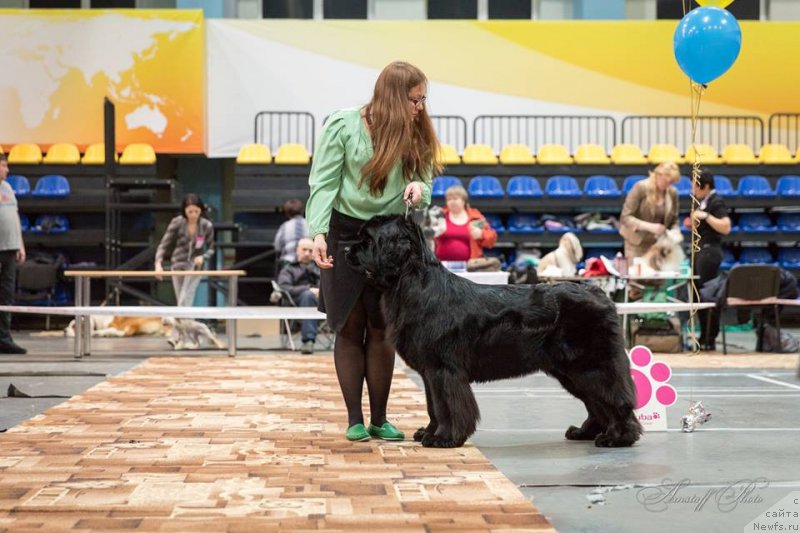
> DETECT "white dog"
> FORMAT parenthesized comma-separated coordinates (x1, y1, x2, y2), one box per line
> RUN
(164, 318, 225, 350)
(537, 232, 583, 277)
(641, 228, 685, 275)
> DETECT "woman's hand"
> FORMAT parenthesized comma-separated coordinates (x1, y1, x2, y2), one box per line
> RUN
(154, 262, 164, 281)
(469, 225, 483, 240)
(193, 256, 204, 269)
(648, 222, 666, 236)
(404, 182, 423, 206)
(313, 234, 334, 269)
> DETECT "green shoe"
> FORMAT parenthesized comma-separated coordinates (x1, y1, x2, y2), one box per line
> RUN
(345, 423, 370, 442)
(368, 421, 405, 441)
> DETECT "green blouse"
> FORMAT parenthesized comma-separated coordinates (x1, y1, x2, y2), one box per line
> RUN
(306, 107, 433, 238)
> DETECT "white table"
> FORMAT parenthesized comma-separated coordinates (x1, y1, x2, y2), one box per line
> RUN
(454, 271, 510, 285)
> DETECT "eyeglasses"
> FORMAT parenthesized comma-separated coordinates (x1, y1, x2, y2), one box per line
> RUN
(408, 95, 427, 108)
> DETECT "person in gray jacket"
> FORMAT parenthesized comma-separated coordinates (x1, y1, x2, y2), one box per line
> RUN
(155, 194, 214, 307)
(0, 153, 26, 354)
(277, 238, 320, 354)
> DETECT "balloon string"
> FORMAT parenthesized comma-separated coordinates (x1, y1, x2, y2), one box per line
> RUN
(687, 83, 705, 359)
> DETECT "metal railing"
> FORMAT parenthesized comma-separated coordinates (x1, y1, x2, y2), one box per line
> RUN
(621, 115, 764, 153)
(472, 115, 617, 154)
(253, 111, 316, 154)
(431, 115, 468, 153)
(768, 113, 800, 153)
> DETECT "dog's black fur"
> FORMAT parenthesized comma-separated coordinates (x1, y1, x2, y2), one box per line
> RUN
(346, 215, 642, 449)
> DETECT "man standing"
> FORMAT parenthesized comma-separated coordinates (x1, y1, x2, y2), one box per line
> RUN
(277, 238, 320, 354)
(683, 170, 731, 351)
(0, 153, 27, 354)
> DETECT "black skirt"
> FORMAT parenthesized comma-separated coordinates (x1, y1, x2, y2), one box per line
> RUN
(318, 210, 386, 333)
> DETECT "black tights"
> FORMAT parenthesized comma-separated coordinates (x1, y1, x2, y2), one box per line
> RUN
(334, 296, 395, 428)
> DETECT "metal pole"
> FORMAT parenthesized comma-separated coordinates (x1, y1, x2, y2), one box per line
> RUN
(227, 276, 238, 357)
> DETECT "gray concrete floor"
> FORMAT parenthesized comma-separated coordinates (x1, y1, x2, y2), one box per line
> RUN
(1, 328, 799, 533)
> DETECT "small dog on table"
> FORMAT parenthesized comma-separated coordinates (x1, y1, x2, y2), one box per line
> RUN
(537, 232, 583, 277)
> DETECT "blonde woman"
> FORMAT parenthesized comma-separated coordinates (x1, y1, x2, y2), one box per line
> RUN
(306, 61, 441, 442)
(619, 161, 681, 259)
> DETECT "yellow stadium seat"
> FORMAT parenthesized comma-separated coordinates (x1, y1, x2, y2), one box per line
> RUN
(536, 144, 572, 165)
(499, 144, 536, 165)
(647, 143, 683, 164)
(721, 144, 757, 164)
(610, 143, 647, 164)
(275, 143, 310, 164)
(81, 143, 118, 165)
(120, 143, 156, 165)
(573, 144, 610, 164)
(684, 144, 721, 164)
(436, 144, 461, 165)
(462, 144, 498, 165)
(43, 143, 81, 164)
(8, 143, 42, 164)
(236, 143, 272, 164)
(759, 143, 795, 164)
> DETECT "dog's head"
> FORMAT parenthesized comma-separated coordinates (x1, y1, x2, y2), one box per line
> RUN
(345, 215, 430, 289)
(559, 232, 583, 265)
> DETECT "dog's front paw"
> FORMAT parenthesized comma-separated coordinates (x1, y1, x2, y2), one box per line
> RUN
(413, 427, 428, 442)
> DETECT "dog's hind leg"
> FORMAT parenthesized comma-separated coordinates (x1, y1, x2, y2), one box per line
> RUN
(422, 369, 479, 448)
(413, 373, 439, 443)
(550, 370, 607, 441)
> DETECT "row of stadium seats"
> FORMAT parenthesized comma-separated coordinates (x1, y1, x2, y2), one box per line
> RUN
(1, 143, 155, 165)
(7, 175, 70, 198)
(237, 143, 311, 165)
(433, 175, 800, 199)
(434, 143, 800, 165)
(19, 214, 70, 234)
(480, 212, 800, 235)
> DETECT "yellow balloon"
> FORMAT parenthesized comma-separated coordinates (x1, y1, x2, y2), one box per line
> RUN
(695, 0, 734, 7)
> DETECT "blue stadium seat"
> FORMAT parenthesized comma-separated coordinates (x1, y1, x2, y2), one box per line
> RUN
(739, 247, 773, 265)
(737, 213, 775, 233)
(19, 214, 29, 232)
(713, 175, 737, 197)
(720, 248, 736, 270)
(507, 213, 544, 234)
(431, 175, 462, 198)
(777, 213, 800, 231)
(545, 175, 581, 198)
(584, 175, 621, 197)
(6, 175, 30, 197)
(32, 175, 70, 198)
(31, 214, 70, 234)
(506, 175, 543, 198)
(778, 248, 800, 269)
(737, 175, 776, 197)
(676, 175, 692, 197)
(776, 175, 800, 197)
(483, 213, 505, 233)
(468, 175, 504, 199)
(622, 175, 646, 194)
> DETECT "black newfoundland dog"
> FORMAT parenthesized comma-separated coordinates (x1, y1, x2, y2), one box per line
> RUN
(345, 215, 642, 449)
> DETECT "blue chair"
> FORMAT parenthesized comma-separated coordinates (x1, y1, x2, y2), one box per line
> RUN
(545, 175, 581, 198)
(468, 175, 504, 199)
(776, 175, 800, 198)
(739, 247, 773, 265)
(507, 213, 544, 234)
(506, 175, 543, 198)
(32, 175, 70, 198)
(778, 248, 800, 269)
(720, 248, 736, 270)
(6, 175, 30, 197)
(713, 175, 737, 197)
(622, 175, 646, 195)
(777, 213, 800, 231)
(738, 213, 775, 233)
(584, 175, 621, 197)
(431, 175, 462, 198)
(483, 213, 505, 233)
(31, 214, 70, 234)
(19, 214, 30, 232)
(737, 175, 776, 197)
(676, 175, 692, 197)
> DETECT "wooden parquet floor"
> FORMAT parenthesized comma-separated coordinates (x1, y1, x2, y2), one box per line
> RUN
(0, 356, 555, 532)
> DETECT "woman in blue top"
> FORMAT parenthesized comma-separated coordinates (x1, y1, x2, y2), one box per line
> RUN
(306, 61, 440, 442)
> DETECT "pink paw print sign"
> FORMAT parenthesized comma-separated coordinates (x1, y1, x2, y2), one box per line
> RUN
(628, 345, 677, 431)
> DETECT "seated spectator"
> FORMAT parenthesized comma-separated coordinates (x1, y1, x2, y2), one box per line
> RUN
(274, 199, 309, 273)
(434, 185, 498, 271)
(277, 238, 320, 354)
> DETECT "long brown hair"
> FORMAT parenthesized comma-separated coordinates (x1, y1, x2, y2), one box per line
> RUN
(361, 61, 442, 196)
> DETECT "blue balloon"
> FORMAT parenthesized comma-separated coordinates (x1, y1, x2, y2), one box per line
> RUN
(673, 6, 742, 84)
